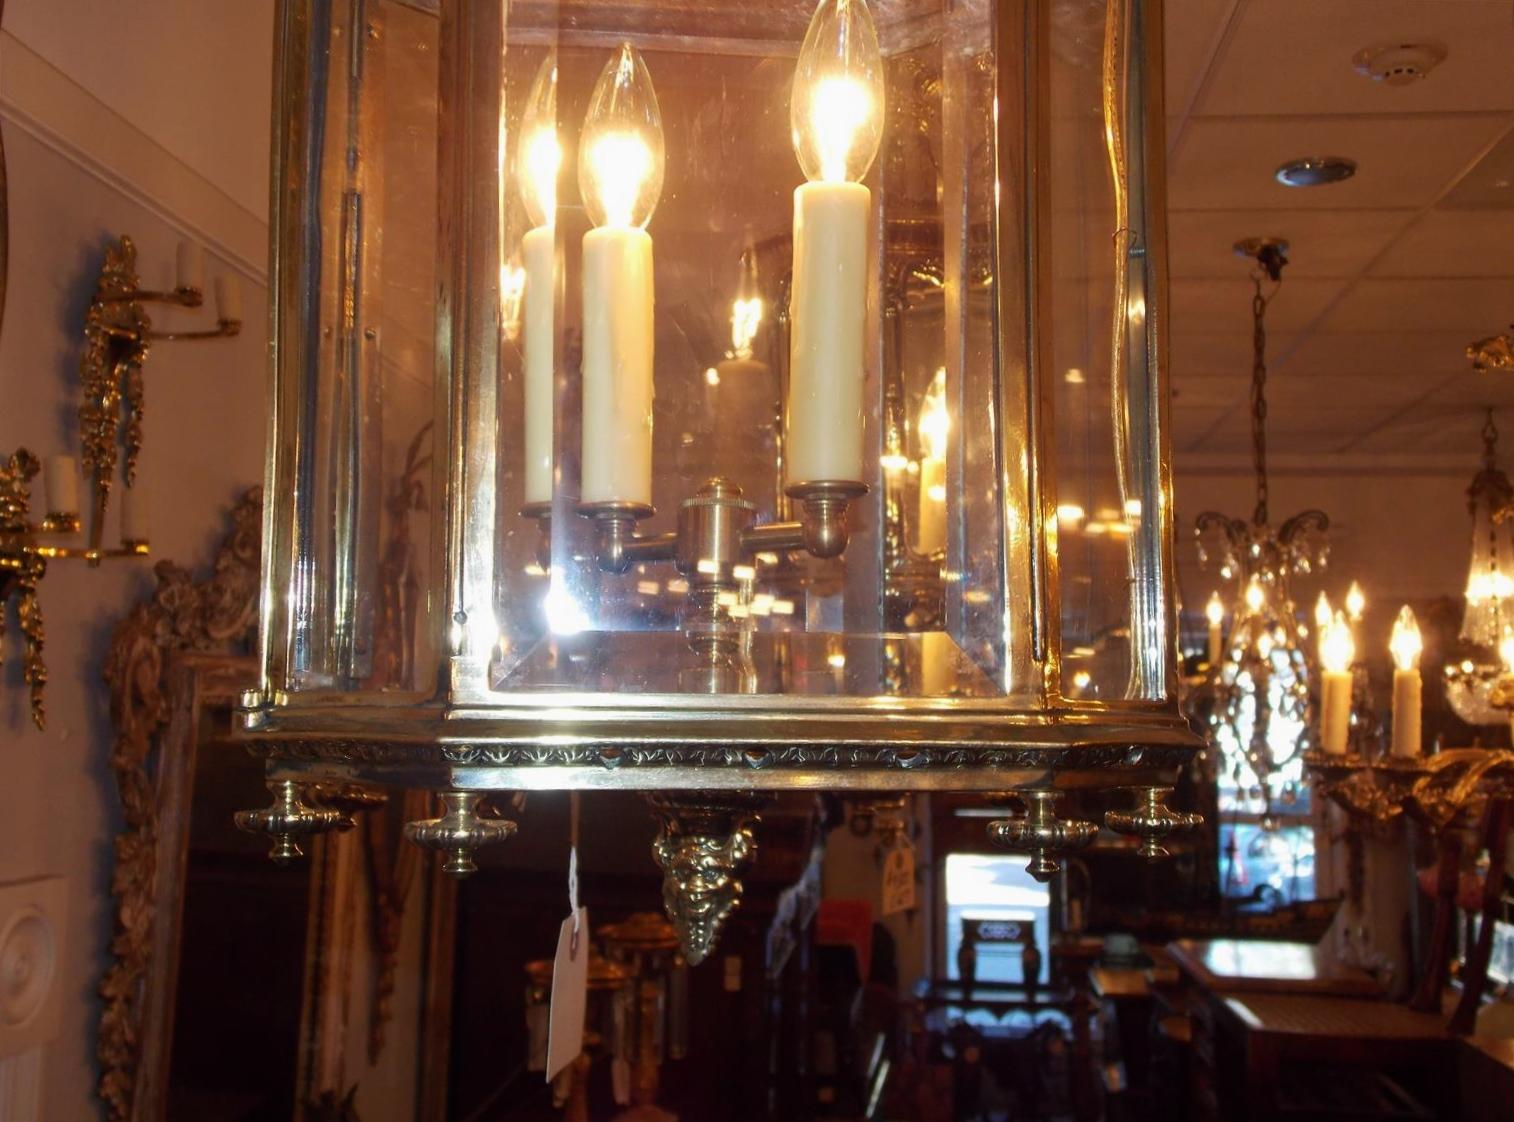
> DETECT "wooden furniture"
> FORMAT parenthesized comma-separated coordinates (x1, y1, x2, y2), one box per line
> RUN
(1168, 938, 1384, 1000)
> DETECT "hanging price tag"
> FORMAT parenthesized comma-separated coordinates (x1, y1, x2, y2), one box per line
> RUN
(546, 794, 587, 1081)
(881, 841, 916, 916)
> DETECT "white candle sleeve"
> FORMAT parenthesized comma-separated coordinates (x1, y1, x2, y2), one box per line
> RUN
(916, 456, 946, 555)
(43, 455, 78, 515)
(580, 226, 654, 507)
(120, 488, 150, 543)
(214, 275, 243, 323)
(522, 225, 556, 506)
(177, 241, 204, 291)
(1391, 668, 1422, 757)
(1207, 622, 1222, 667)
(1321, 670, 1353, 754)
(786, 180, 869, 485)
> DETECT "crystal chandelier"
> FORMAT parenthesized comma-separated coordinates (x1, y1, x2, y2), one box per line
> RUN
(1192, 239, 1329, 817)
(1444, 410, 1514, 726)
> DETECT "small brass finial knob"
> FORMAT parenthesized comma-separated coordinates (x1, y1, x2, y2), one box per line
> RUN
(1104, 786, 1202, 860)
(404, 791, 517, 876)
(987, 790, 1098, 883)
(235, 779, 346, 863)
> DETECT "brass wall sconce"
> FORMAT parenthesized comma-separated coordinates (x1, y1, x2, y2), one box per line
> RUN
(78, 234, 241, 552)
(1, 236, 241, 730)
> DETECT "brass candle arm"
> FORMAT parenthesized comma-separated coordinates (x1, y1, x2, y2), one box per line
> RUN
(578, 476, 867, 578)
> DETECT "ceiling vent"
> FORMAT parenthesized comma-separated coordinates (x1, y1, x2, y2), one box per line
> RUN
(1352, 41, 1447, 86)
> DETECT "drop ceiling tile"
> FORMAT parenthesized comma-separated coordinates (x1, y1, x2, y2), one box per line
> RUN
(1169, 330, 1300, 376)
(1170, 374, 1244, 409)
(1197, 1, 1514, 118)
(1188, 372, 1430, 455)
(1166, 209, 1415, 278)
(1170, 276, 1345, 336)
(1281, 330, 1477, 377)
(1170, 403, 1231, 453)
(1169, 116, 1509, 211)
(1322, 277, 1514, 332)
(1371, 208, 1514, 277)
(1163, 0, 1237, 119)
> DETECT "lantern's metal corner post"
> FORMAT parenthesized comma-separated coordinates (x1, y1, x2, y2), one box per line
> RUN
(259, 0, 318, 704)
(994, 0, 1058, 700)
(436, 0, 506, 703)
(1134, 0, 1180, 706)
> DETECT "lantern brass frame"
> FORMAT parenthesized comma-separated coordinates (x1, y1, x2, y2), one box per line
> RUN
(240, 0, 1202, 948)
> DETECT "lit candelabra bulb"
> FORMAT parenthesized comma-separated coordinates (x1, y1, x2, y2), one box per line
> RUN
(1389, 605, 1423, 757)
(1389, 605, 1422, 672)
(1204, 591, 1225, 667)
(1319, 611, 1355, 755)
(1345, 580, 1366, 622)
(1244, 577, 1265, 613)
(578, 44, 664, 508)
(785, 0, 884, 487)
(728, 243, 763, 361)
(1321, 611, 1356, 674)
(1313, 591, 1332, 631)
(1500, 631, 1514, 673)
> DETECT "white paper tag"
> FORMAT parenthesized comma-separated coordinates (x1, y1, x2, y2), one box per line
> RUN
(882, 843, 916, 916)
(546, 907, 589, 1082)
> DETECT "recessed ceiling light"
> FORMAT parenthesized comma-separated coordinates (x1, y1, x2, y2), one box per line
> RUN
(1275, 156, 1357, 188)
(1353, 41, 1447, 86)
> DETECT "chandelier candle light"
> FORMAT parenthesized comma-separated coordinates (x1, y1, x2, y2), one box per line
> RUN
(1320, 611, 1355, 755)
(579, 44, 663, 509)
(1389, 606, 1422, 758)
(1205, 591, 1224, 666)
(786, 0, 883, 487)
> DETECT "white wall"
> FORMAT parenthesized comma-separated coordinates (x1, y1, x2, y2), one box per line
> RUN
(0, 7, 272, 1119)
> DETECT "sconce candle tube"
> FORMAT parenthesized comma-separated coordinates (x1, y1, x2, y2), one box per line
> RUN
(120, 488, 149, 545)
(43, 455, 78, 517)
(214, 275, 243, 323)
(916, 453, 945, 555)
(786, 181, 868, 485)
(176, 240, 204, 292)
(522, 225, 556, 505)
(581, 229, 654, 506)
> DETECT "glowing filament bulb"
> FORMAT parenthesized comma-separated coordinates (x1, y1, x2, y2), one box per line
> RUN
(1244, 578, 1265, 613)
(1314, 592, 1332, 631)
(1321, 611, 1355, 674)
(1501, 632, 1514, 673)
(1389, 605, 1422, 672)
(1205, 592, 1225, 628)
(1345, 580, 1366, 622)
(518, 52, 560, 228)
(729, 244, 763, 359)
(791, 0, 884, 184)
(579, 44, 664, 229)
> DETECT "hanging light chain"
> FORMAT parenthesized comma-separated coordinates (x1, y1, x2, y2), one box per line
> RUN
(1250, 274, 1273, 528)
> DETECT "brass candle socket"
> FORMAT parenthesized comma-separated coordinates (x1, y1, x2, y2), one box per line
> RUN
(987, 790, 1098, 882)
(520, 501, 553, 571)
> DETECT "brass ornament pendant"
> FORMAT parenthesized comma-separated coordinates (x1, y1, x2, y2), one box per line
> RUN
(646, 793, 764, 964)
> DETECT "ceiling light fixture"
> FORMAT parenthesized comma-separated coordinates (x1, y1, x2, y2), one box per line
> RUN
(1275, 156, 1357, 188)
(1352, 41, 1446, 87)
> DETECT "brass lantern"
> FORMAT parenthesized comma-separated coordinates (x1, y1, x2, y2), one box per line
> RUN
(241, 0, 1200, 958)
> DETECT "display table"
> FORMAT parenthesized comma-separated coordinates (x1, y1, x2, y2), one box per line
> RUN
(1167, 937, 1384, 999)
